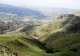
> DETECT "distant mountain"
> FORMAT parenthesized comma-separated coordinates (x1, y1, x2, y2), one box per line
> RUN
(0, 3, 44, 17)
(35, 7, 80, 17)
(0, 3, 79, 18)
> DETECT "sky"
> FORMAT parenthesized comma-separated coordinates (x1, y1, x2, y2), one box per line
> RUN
(0, 0, 80, 9)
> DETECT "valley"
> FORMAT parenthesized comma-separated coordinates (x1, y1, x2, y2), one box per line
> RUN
(0, 3, 80, 56)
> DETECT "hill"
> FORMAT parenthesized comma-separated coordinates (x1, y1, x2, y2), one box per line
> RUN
(36, 14, 80, 56)
(19, 13, 80, 56)
(33, 14, 80, 41)
(0, 13, 80, 56)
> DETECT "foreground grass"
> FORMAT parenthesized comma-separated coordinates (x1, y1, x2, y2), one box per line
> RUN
(0, 32, 46, 56)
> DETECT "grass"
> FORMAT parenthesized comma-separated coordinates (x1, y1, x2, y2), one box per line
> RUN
(0, 31, 46, 56)
(43, 33, 80, 56)
(33, 19, 64, 37)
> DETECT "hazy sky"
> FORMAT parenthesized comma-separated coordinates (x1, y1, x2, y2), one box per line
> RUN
(0, 0, 80, 9)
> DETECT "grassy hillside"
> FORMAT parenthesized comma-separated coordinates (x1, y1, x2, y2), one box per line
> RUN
(35, 14, 80, 56)
(41, 14, 80, 56)
(0, 14, 80, 56)
(42, 33, 80, 56)
(36, 14, 80, 40)
(45, 33, 80, 51)
(33, 18, 64, 37)
(0, 32, 46, 56)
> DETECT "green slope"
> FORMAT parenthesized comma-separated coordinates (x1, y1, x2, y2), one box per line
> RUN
(39, 14, 80, 56)
(0, 32, 46, 56)
(45, 33, 80, 51)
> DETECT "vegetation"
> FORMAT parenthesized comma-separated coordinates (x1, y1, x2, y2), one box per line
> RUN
(0, 14, 80, 56)
(0, 32, 45, 56)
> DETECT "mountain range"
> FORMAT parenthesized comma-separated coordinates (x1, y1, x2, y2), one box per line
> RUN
(0, 3, 79, 18)
(0, 3, 44, 17)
